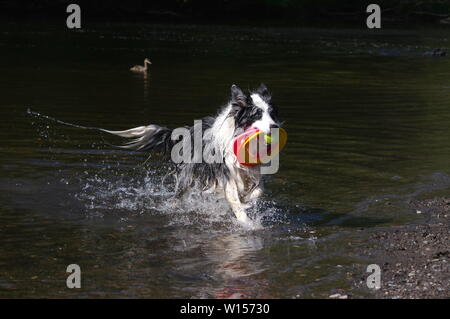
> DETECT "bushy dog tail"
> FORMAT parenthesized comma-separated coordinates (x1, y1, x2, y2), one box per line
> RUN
(27, 109, 175, 157)
(103, 125, 174, 155)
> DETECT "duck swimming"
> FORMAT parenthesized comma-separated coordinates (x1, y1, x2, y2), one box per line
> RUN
(423, 48, 447, 57)
(130, 58, 152, 73)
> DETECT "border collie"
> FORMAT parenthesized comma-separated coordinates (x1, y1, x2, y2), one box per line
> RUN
(102, 84, 281, 225)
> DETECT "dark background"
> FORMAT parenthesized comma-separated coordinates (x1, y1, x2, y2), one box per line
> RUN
(1, 0, 449, 26)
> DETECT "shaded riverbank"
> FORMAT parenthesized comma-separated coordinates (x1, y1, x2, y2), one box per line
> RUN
(1, 0, 450, 27)
(351, 197, 449, 298)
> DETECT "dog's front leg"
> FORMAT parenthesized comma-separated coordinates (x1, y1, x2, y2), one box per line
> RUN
(240, 183, 264, 210)
(224, 181, 251, 224)
(243, 184, 264, 203)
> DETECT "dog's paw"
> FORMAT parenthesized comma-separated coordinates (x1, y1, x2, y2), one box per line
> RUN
(236, 216, 262, 230)
(235, 211, 251, 224)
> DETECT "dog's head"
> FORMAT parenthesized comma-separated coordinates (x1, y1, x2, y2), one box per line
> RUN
(230, 84, 280, 134)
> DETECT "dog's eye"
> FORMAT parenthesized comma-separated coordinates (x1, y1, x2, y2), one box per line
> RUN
(248, 108, 262, 124)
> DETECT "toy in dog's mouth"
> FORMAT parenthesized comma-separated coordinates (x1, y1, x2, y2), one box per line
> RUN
(233, 127, 287, 166)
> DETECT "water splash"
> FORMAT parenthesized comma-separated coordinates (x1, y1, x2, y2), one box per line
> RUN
(71, 165, 294, 233)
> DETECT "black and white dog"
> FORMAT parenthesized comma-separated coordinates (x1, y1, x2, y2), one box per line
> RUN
(104, 84, 281, 224)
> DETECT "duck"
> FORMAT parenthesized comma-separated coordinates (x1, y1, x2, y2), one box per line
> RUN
(130, 58, 152, 73)
(423, 48, 447, 57)
(432, 48, 447, 57)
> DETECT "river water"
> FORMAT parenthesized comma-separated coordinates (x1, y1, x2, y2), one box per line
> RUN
(0, 22, 449, 298)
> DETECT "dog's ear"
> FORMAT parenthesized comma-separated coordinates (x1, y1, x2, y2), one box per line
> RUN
(230, 84, 247, 108)
(257, 83, 271, 102)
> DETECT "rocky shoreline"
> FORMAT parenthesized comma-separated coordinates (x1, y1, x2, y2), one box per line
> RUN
(351, 197, 449, 298)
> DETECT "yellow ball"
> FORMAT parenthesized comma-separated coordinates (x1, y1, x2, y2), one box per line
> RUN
(264, 134, 272, 144)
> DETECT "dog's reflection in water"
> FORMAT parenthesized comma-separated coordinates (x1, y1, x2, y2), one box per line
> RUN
(204, 233, 271, 299)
